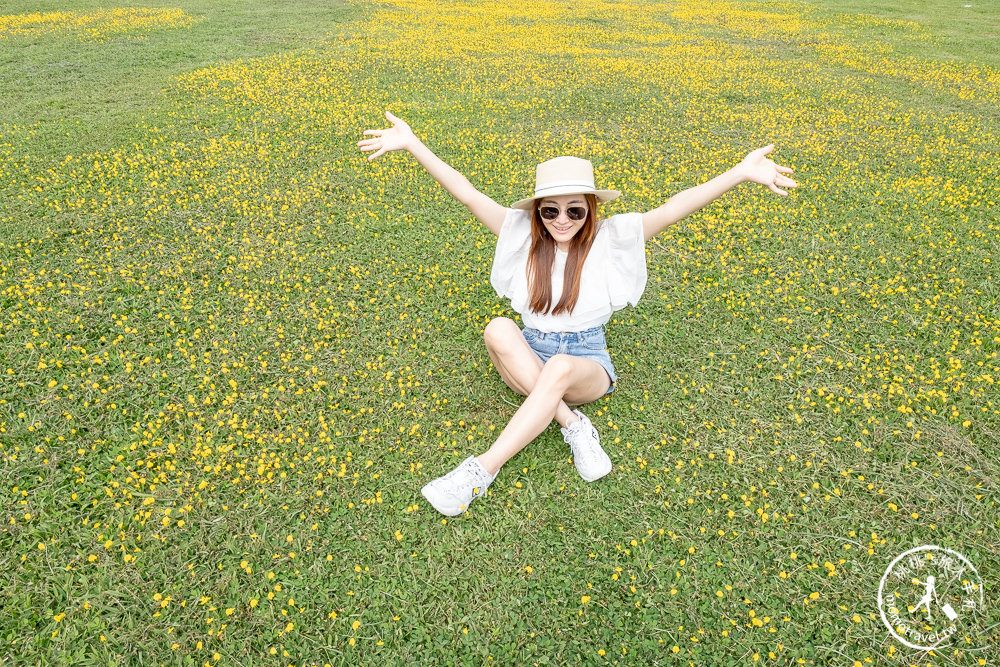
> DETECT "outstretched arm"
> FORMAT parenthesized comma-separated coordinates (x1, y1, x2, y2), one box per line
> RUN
(642, 145, 796, 241)
(359, 112, 508, 235)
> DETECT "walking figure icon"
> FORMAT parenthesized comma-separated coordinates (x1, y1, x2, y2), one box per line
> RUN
(913, 576, 959, 622)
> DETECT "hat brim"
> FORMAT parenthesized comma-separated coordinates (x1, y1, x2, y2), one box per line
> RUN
(511, 187, 621, 210)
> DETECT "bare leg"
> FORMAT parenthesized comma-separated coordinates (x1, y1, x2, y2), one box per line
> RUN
(477, 353, 610, 476)
(483, 317, 577, 427)
(419, 321, 612, 516)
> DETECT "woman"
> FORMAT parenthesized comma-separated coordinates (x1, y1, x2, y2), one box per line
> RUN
(359, 112, 796, 516)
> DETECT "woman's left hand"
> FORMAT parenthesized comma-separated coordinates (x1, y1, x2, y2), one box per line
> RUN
(739, 144, 797, 196)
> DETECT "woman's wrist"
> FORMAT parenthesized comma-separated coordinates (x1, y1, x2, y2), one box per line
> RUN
(730, 160, 753, 185)
(405, 134, 427, 156)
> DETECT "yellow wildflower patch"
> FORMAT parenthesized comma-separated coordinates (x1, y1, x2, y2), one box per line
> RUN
(0, 7, 198, 42)
(0, 0, 997, 664)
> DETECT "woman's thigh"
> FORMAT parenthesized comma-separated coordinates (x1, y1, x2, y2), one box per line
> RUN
(483, 318, 544, 396)
(545, 354, 611, 406)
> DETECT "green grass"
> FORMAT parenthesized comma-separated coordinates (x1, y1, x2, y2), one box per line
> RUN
(2, 0, 999, 665)
(805, 0, 1000, 65)
(0, 0, 354, 155)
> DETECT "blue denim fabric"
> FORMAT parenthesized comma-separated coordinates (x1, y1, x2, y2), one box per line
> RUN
(521, 325, 617, 394)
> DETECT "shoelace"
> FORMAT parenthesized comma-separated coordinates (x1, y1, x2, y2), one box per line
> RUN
(566, 422, 600, 461)
(438, 461, 490, 496)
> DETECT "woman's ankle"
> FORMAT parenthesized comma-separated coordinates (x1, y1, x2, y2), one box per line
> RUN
(476, 454, 502, 477)
(556, 406, 579, 428)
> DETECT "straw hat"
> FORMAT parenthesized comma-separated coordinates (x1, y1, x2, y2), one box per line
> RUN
(511, 156, 620, 210)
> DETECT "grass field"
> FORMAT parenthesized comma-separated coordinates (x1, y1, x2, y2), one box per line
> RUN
(2, 0, 998, 664)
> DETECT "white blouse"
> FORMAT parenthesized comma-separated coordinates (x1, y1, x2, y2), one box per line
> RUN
(489, 208, 647, 332)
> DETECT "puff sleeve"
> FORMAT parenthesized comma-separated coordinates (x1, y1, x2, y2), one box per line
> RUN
(602, 212, 647, 309)
(489, 208, 532, 310)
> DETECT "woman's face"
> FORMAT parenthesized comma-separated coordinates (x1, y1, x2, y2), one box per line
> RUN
(537, 195, 589, 251)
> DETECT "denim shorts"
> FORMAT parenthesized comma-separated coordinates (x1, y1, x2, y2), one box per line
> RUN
(521, 325, 617, 394)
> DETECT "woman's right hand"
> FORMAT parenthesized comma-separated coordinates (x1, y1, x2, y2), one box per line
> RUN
(357, 111, 507, 234)
(358, 111, 416, 161)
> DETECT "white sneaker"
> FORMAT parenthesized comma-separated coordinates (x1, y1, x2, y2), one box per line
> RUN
(421, 456, 495, 516)
(561, 410, 612, 482)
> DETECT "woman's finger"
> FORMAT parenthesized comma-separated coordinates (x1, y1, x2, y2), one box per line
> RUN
(362, 129, 384, 137)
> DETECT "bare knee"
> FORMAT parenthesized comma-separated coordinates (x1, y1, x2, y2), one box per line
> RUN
(537, 354, 576, 389)
(483, 317, 521, 354)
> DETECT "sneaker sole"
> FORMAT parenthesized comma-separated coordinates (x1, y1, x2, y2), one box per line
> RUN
(421, 485, 467, 517)
(577, 460, 612, 483)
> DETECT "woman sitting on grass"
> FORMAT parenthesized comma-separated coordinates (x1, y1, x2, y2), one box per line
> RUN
(359, 112, 796, 516)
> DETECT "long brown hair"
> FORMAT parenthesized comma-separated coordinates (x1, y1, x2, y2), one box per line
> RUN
(526, 194, 598, 315)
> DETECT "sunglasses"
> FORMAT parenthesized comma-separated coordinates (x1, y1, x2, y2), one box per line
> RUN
(538, 205, 588, 221)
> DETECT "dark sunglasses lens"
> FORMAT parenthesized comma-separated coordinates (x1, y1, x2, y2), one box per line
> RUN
(539, 206, 587, 221)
